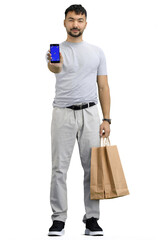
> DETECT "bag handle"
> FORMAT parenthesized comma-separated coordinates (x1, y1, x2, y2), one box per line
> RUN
(100, 137, 111, 147)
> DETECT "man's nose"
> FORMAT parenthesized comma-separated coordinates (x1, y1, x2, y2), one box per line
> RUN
(73, 21, 78, 28)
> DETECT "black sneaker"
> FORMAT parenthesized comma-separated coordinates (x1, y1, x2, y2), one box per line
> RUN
(48, 220, 65, 236)
(85, 217, 104, 236)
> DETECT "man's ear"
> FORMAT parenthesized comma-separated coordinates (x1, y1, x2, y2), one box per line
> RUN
(64, 19, 66, 28)
(85, 21, 87, 29)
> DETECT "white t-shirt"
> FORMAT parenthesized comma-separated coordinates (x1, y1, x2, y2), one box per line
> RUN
(47, 40, 108, 108)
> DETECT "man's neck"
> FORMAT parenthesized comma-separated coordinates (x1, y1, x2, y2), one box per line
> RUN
(66, 35, 83, 43)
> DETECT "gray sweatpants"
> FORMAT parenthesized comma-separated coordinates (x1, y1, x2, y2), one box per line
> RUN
(50, 104, 101, 224)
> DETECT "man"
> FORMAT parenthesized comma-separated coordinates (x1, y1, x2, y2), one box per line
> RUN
(46, 4, 111, 236)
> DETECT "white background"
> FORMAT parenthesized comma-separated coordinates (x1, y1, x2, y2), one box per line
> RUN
(0, 0, 160, 239)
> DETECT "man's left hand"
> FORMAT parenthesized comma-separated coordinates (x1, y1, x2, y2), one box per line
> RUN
(99, 121, 110, 138)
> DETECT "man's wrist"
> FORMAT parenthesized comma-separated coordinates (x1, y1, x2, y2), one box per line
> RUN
(48, 62, 62, 73)
(102, 118, 111, 124)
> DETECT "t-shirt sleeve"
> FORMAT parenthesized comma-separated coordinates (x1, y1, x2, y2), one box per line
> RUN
(97, 48, 108, 75)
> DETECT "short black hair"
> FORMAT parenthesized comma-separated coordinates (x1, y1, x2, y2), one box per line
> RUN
(65, 4, 87, 19)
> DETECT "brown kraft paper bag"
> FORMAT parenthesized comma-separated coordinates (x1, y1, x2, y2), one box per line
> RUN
(90, 137, 130, 200)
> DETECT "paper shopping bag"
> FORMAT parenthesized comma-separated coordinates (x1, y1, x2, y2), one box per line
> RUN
(90, 137, 129, 199)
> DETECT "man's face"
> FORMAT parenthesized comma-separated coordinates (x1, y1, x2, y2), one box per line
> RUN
(64, 11, 87, 38)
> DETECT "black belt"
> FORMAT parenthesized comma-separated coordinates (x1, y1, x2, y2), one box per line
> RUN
(66, 102, 96, 110)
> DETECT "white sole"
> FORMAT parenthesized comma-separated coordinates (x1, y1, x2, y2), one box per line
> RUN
(85, 228, 103, 236)
(48, 229, 65, 236)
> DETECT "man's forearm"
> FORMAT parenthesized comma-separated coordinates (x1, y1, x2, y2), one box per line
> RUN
(98, 87, 111, 119)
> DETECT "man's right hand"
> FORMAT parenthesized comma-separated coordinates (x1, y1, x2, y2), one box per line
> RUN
(47, 50, 63, 73)
(47, 50, 63, 68)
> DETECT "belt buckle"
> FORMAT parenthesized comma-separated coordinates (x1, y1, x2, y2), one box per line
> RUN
(82, 103, 89, 109)
(85, 103, 89, 108)
(75, 103, 88, 110)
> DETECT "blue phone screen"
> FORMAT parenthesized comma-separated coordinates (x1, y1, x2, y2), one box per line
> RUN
(50, 45, 60, 62)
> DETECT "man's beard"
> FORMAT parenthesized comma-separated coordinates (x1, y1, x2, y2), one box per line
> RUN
(67, 28, 83, 38)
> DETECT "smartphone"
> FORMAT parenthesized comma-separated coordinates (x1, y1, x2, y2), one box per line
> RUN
(50, 44, 60, 63)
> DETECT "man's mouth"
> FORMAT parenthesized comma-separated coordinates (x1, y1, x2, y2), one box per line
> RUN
(72, 29, 79, 32)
